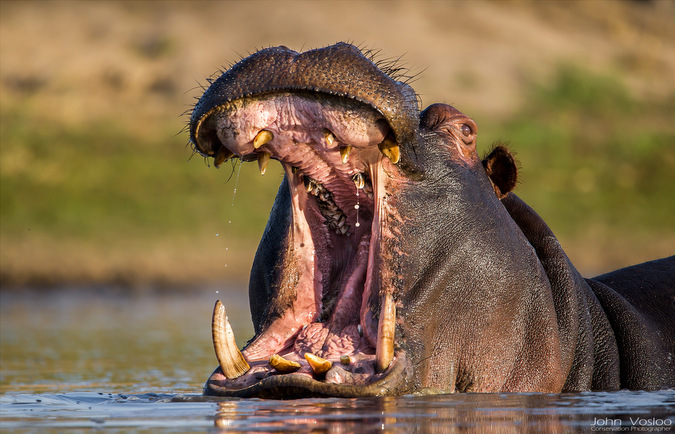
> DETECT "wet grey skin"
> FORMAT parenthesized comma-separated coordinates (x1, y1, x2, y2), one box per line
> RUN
(189, 43, 674, 399)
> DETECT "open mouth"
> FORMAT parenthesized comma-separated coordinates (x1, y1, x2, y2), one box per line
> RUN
(192, 91, 407, 397)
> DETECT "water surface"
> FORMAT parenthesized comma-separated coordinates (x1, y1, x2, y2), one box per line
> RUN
(1, 288, 673, 432)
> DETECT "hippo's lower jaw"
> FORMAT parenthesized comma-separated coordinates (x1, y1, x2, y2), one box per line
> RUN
(204, 352, 411, 398)
(198, 90, 414, 398)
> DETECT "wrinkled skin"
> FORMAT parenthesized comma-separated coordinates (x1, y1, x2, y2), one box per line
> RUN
(188, 43, 674, 398)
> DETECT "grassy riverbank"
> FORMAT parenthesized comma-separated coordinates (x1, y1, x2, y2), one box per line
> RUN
(1, 1, 673, 287)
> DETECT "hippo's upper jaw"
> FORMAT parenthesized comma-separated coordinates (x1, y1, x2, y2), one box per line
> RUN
(190, 43, 419, 398)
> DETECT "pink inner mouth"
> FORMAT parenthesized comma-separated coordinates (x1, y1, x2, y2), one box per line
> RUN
(198, 92, 401, 388)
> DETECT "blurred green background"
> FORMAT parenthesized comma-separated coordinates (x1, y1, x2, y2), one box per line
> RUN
(1, 0, 673, 288)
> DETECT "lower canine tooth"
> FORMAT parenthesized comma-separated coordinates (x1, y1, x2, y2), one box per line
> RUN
(212, 300, 250, 379)
(375, 293, 396, 372)
(214, 146, 234, 168)
(269, 354, 301, 374)
(253, 130, 273, 149)
(257, 152, 271, 175)
(304, 352, 332, 375)
(378, 136, 400, 164)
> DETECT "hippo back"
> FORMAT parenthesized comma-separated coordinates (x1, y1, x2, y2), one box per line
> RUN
(587, 256, 675, 389)
(501, 193, 674, 391)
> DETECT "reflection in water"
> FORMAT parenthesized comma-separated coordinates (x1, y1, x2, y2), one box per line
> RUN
(1, 289, 674, 432)
(208, 392, 675, 432)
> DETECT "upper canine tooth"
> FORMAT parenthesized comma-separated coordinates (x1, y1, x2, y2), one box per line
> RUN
(269, 354, 301, 374)
(214, 146, 234, 168)
(378, 136, 400, 164)
(253, 130, 273, 149)
(340, 146, 352, 164)
(375, 293, 396, 372)
(352, 173, 365, 189)
(323, 129, 335, 147)
(257, 152, 271, 175)
(304, 352, 332, 375)
(212, 300, 250, 379)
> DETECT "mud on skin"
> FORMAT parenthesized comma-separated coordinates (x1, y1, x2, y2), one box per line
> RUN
(188, 43, 675, 398)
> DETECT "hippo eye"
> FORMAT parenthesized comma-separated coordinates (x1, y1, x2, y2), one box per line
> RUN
(461, 124, 472, 137)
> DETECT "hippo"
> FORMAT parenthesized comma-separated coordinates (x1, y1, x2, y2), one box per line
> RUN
(188, 43, 674, 398)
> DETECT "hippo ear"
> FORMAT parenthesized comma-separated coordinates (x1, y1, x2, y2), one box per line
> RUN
(482, 144, 518, 198)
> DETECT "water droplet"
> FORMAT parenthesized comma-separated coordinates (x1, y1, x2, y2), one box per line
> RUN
(355, 222, 360, 227)
(216, 233, 219, 236)
(216, 290, 219, 294)
(354, 204, 359, 210)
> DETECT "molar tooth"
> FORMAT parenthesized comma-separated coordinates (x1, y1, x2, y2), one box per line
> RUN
(305, 178, 315, 193)
(352, 173, 365, 189)
(257, 152, 271, 175)
(323, 129, 335, 147)
(304, 353, 332, 375)
(340, 146, 352, 164)
(214, 146, 234, 168)
(212, 300, 250, 379)
(378, 136, 400, 164)
(337, 215, 347, 228)
(269, 354, 301, 374)
(375, 293, 396, 372)
(253, 130, 273, 149)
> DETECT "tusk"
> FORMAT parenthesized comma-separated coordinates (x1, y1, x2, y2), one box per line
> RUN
(214, 146, 234, 168)
(212, 300, 250, 379)
(253, 130, 273, 149)
(377, 136, 400, 164)
(257, 151, 271, 175)
(375, 292, 396, 372)
(304, 352, 332, 375)
(340, 146, 352, 164)
(269, 354, 301, 374)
